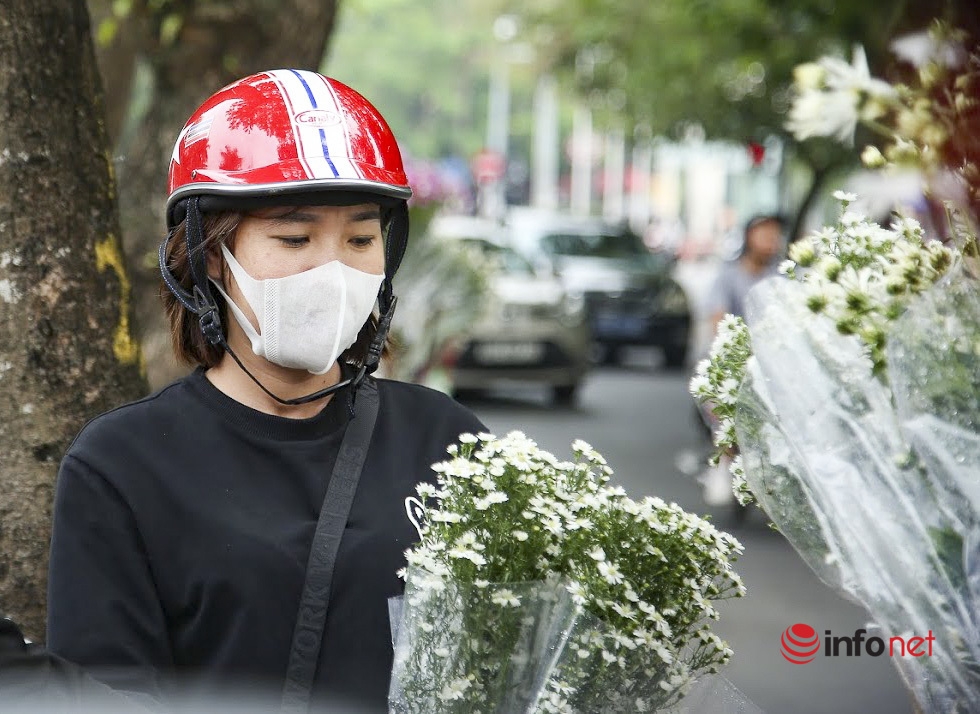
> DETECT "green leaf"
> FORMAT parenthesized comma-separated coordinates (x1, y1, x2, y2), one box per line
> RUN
(930, 526, 966, 594)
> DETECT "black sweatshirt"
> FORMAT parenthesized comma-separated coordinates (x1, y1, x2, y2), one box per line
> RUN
(46, 367, 485, 712)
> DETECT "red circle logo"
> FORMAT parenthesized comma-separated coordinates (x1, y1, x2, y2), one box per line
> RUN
(780, 623, 820, 664)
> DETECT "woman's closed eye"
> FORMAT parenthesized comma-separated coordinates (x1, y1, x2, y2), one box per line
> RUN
(276, 235, 309, 248)
(349, 235, 378, 248)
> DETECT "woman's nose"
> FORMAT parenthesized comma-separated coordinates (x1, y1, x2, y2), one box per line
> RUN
(309, 238, 344, 269)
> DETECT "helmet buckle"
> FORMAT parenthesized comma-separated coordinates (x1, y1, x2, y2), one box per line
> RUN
(192, 285, 224, 346)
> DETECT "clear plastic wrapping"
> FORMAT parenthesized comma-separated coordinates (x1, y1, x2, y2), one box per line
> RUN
(388, 568, 577, 713)
(736, 267, 980, 712)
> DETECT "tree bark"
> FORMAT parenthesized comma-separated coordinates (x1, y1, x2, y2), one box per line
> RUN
(785, 135, 856, 244)
(788, 164, 830, 244)
(0, 1, 149, 639)
(89, 0, 340, 388)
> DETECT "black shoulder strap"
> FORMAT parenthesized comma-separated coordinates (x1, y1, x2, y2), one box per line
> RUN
(280, 378, 380, 714)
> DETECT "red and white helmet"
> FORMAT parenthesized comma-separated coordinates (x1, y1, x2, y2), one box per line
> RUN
(167, 69, 411, 217)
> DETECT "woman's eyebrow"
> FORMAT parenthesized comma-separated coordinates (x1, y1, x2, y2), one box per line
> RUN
(267, 207, 382, 226)
(269, 211, 320, 225)
(349, 207, 382, 222)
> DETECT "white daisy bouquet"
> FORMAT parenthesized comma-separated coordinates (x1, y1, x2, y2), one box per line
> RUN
(387, 431, 745, 713)
(690, 189, 980, 712)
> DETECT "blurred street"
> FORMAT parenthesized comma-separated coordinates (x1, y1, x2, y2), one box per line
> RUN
(460, 255, 917, 714)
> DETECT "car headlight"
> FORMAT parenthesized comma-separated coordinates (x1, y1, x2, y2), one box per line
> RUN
(655, 280, 690, 316)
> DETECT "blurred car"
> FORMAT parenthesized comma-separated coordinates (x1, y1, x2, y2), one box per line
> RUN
(427, 214, 591, 405)
(506, 208, 692, 368)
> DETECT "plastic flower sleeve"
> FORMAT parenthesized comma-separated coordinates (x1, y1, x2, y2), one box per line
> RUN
(530, 611, 698, 714)
(388, 565, 577, 714)
(888, 262, 980, 516)
(660, 674, 765, 714)
(737, 277, 936, 597)
(885, 263, 980, 709)
(736, 275, 980, 712)
(733, 363, 837, 587)
(388, 595, 405, 647)
(529, 619, 759, 714)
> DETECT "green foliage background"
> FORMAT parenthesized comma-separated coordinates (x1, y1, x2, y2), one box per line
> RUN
(326, 0, 979, 238)
(325, 0, 524, 162)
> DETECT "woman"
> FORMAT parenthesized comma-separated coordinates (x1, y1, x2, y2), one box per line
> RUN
(707, 213, 785, 329)
(46, 70, 485, 712)
(696, 214, 784, 514)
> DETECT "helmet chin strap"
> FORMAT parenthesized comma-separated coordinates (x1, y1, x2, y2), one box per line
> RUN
(159, 196, 397, 407)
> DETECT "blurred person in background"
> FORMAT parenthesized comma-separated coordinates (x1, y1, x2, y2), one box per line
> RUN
(44, 69, 484, 713)
(697, 214, 785, 511)
(707, 213, 786, 328)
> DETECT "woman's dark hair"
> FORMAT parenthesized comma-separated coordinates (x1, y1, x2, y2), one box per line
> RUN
(161, 208, 391, 369)
(743, 213, 784, 240)
(738, 213, 784, 256)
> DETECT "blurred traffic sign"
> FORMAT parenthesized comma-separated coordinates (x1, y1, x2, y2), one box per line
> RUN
(472, 149, 506, 183)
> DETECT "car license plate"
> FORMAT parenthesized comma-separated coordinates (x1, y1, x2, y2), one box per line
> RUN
(473, 342, 544, 364)
(594, 312, 647, 338)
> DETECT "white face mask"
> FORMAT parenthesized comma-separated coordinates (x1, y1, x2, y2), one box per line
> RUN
(209, 244, 384, 375)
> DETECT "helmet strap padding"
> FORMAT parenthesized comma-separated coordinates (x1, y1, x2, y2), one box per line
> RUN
(184, 197, 218, 311)
(158, 197, 221, 323)
(382, 202, 410, 280)
(365, 294, 396, 377)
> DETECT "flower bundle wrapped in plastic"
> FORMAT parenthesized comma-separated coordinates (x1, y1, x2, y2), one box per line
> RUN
(691, 192, 980, 712)
(388, 431, 746, 713)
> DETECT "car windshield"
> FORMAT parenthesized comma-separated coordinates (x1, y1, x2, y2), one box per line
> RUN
(541, 230, 648, 259)
(460, 238, 535, 275)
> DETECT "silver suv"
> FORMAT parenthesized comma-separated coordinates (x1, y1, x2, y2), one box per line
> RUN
(428, 215, 592, 406)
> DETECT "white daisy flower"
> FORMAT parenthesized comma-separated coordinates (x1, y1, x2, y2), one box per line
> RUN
(490, 589, 521, 607)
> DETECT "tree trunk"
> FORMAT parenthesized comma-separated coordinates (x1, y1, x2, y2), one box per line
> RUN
(788, 164, 830, 244)
(785, 135, 856, 244)
(90, 0, 340, 388)
(0, 1, 149, 639)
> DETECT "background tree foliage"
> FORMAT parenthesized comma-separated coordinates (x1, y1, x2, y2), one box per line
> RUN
(329, 0, 978, 239)
(324, 0, 511, 162)
(519, 0, 980, 238)
(0, 0, 148, 638)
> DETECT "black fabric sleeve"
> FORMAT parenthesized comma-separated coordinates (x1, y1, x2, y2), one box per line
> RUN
(1, 618, 158, 714)
(46, 453, 172, 705)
